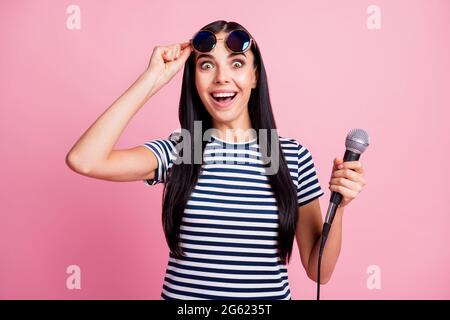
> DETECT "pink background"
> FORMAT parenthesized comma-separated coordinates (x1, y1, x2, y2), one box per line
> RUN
(1, 0, 449, 299)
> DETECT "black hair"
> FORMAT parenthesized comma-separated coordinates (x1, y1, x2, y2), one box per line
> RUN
(161, 20, 298, 264)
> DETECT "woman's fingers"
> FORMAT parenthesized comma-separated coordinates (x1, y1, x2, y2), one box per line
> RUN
(163, 48, 175, 61)
(163, 42, 191, 61)
(332, 168, 366, 186)
(329, 184, 357, 204)
(329, 177, 362, 192)
(331, 158, 366, 184)
(161, 44, 175, 60)
(339, 160, 364, 174)
(180, 41, 191, 49)
(176, 41, 192, 59)
(333, 157, 344, 171)
(329, 158, 366, 207)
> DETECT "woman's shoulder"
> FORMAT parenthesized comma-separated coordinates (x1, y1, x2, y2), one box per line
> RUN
(278, 136, 303, 149)
(278, 135, 316, 157)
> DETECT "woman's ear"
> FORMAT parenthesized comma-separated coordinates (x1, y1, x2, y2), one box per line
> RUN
(252, 66, 258, 89)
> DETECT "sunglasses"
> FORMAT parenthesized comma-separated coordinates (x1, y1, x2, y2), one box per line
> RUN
(189, 29, 256, 54)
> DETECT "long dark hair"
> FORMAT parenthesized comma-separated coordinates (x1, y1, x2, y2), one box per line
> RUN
(162, 20, 298, 264)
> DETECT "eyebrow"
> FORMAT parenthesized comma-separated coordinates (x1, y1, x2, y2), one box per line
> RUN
(196, 52, 247, 61)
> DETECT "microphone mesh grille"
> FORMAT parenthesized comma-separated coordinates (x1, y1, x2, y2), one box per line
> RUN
(345, 128, 370, 154)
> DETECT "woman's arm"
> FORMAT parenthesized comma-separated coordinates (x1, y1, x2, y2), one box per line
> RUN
(296, 198, 343, 284)
(66, 70, 158, 173)
(66, 42, 192, 174)
(296, 157, 366, 284)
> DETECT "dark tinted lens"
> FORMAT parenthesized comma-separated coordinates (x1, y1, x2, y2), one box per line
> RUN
(226, 30, 251, 52)
(192, 31, 216, 52)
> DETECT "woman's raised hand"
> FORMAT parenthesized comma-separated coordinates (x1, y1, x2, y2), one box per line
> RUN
(145, 41, 192, 94)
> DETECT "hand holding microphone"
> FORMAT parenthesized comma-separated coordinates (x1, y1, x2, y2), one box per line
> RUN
(328, 154, 367, 209)
(317, 128, 370, 300)
(325, 129, 369, 225)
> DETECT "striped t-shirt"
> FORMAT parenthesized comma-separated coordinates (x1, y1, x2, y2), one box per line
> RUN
(142, 133, 324, 300)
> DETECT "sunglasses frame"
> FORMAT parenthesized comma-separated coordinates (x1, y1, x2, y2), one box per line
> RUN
(189, 29, 256, 54)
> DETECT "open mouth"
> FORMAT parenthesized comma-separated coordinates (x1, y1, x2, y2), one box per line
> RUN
(210, 92, 238, 107)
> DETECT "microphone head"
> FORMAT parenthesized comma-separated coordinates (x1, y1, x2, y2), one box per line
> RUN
(345, 128, 370, 154)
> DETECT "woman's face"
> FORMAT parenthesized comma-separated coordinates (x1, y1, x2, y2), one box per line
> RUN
(194, 31, 258, 125)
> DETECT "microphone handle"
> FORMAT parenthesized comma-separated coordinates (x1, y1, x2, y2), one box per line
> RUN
(326, 149, 361, 225)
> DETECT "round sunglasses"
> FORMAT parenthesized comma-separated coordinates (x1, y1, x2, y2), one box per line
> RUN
(190, 29, 256, 53)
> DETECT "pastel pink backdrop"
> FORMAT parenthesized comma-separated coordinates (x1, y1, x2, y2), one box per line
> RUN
(1, 0, 449, 299)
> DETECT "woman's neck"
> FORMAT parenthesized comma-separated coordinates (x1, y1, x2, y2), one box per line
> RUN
(211, 115, 255, 143)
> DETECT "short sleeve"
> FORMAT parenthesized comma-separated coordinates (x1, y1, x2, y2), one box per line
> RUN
(141, 133, 180, 186)
(297, 143, 325, 206)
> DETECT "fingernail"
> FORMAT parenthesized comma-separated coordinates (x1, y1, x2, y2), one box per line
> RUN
(338, 164, 344, 169)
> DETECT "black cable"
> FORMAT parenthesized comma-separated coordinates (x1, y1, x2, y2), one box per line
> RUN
(317, 250, 322, 300)
(317, 222, 331, 300)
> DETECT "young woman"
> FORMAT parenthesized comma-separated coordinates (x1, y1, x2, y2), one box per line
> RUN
(66, 20, 366, 300)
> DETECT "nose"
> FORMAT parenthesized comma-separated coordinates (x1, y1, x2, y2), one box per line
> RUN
(214, 64, 231, 84)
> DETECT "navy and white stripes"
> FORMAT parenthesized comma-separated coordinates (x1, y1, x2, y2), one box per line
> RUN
(142, 134, 324, 300)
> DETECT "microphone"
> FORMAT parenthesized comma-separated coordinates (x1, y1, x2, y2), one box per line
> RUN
(317, 128, 370, 300)
(324, 128, 370, 227)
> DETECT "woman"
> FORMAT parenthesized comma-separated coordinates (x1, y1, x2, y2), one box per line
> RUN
(66, 20, 366, 300)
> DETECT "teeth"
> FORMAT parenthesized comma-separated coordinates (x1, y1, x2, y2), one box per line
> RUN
(212, 92, 236, 98)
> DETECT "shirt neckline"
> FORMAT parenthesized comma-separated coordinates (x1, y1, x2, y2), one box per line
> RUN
(210, 134, 257, 145)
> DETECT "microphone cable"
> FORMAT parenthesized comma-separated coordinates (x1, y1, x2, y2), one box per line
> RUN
(317, 222, 331, 300)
